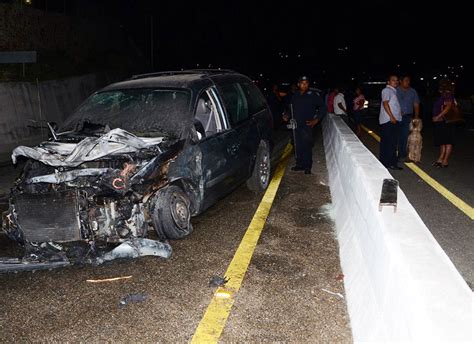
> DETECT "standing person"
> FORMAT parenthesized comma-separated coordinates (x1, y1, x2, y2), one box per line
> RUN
(352, 86, 366, 137)
(283, 83, 298, 114)
(396, 75, 420, 161)
(283, 82, 298, 144)
(432, 79, 456, 167)
(284, 76, 325, 174)
(333, 87, 348, 122)
(267, 84, 284, 129)
(326, 87, 337, 115)
(379, 74, 403, 170)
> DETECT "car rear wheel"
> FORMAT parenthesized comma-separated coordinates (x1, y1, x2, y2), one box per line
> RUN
(247, 140, 271, 192)
(151, 185, 193, 240)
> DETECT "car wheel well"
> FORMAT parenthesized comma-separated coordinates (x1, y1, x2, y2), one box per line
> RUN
(247, 140, 271, 193)
(168, 178, 200, 216)
(150, 184, 193, 240)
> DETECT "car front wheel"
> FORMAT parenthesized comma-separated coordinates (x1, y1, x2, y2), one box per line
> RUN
(151, 185, 193, 240)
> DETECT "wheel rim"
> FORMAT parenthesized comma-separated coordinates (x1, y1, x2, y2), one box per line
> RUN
(259, 152, 270, 186)
(170, 193, 190, 230)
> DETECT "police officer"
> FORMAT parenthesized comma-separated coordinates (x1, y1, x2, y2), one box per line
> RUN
(284, 76, 325, 174)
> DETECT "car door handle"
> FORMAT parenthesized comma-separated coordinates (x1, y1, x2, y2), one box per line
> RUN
(227, 143, 240, 155)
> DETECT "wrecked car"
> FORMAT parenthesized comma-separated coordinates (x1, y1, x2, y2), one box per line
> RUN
(1, 70, 274, 271)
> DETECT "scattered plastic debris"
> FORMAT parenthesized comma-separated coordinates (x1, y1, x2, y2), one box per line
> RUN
(95, 238, 172, 264)
(321, 288, 344, 299)
(209, 275, 229, 287)
(317, 203, 336, 224)
(215, 290, 232, 299)
(118, 293, 147, 308)
(86, 275, 132, 283)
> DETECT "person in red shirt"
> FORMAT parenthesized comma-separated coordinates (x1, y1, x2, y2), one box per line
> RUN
(352, 86, 366, 137)
(326, 87, 338, 114)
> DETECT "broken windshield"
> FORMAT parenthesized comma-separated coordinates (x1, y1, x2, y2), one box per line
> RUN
(61, 88, 192, 137)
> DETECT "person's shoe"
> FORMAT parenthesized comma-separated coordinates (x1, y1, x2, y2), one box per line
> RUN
(291, 165, 305, 171)
(388, 165, 403, 170)
(432, 161, 442, 167)
(440, 163, 449, 168)
(304, 169, 311, 175)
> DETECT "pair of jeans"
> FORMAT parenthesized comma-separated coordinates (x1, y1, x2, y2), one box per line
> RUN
(380, 121, 399, 167)
(353, 110, 362, 125)
(398, 114, 413, 158)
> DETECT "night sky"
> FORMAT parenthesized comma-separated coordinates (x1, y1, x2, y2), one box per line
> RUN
(109, 1, 470, 88)
(21, 0, 474, 93)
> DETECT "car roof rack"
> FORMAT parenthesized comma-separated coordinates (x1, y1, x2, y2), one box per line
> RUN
(130, 69, 235, 80)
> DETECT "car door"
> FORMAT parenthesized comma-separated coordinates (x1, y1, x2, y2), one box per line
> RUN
(239, 81, 273, 165)
(193, 87, 239, 209)
(217, 81, 257, 185)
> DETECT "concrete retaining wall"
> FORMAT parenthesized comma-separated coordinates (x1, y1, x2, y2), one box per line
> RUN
(0, 74, 98, 162)
(322, 113, 472, 342)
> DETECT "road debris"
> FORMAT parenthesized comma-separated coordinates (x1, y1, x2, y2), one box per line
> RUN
(118, 293, 147, 308)
(95, 238, 172, 264)
(86, 275, 132, 283)
(321, 288, 344, 299)
(209, 275, 229, 287)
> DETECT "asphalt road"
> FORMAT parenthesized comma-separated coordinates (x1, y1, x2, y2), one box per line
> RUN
(0, 129, 352, 342)
(356, 114, 474, 289)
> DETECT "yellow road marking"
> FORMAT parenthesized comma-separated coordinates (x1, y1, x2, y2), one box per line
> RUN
(191, 143, 292, 343)
(361, 124, 381, 142)
(361, 125, 474, 220)
(404, 163, 474, 220)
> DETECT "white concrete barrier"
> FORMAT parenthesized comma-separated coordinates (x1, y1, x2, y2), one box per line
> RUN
(322, 113, 472, 342)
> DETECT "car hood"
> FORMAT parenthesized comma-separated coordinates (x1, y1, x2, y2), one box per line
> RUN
(12, 128, 164, 167)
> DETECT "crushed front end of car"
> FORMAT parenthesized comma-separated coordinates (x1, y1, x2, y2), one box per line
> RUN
(1, 128, 186, 272)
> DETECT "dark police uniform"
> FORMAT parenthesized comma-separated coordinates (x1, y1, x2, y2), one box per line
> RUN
(290, 88, 325, 171)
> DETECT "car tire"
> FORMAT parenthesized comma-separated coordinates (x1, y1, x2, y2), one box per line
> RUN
(247, 140, 271, 192)
(151, 185, 193, 240)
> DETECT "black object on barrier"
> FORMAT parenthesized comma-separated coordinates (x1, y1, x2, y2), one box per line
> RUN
(379, 178, 398, 213)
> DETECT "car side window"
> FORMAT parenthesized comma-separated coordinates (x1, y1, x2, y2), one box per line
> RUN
(194, 87, 229, 140)
(219, 83, 249, 125)
(240, 82, 267, 115)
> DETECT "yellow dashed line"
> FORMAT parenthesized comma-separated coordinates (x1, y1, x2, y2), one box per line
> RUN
(361, 124, 381, 142)
(191, 143, 292, 343)
(361, 125, 474, 220)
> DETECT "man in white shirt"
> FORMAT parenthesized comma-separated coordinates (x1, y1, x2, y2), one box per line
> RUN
(379, 74, 402, 170)
(333, 89, 348, 120)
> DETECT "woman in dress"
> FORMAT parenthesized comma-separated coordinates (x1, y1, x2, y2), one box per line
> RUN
(432, 79, 456, 167)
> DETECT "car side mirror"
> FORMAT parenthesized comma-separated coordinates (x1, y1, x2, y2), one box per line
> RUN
(191, 120, 206, 143)
(189, 126, 201, 144)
